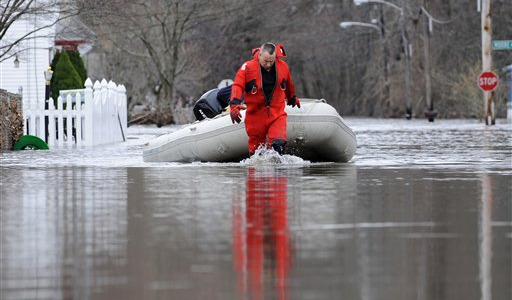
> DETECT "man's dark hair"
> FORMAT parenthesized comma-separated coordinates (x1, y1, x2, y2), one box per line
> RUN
(261, 42, 276, 55)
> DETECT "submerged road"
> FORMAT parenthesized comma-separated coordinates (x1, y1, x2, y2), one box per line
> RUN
(1, 118, 511, 300)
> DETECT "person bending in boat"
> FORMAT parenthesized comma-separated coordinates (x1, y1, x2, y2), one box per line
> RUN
(229, 42, 300, 155)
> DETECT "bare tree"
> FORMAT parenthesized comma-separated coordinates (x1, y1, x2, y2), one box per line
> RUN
(0, 0, 89, 62)
(82, 0, 512, 122)
(81, 0, 236, 126)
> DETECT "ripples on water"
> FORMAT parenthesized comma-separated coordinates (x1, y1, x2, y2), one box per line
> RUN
(0, 118, 511, 300)
(2, 118, 510, 171)
(351, 118, 511, 171)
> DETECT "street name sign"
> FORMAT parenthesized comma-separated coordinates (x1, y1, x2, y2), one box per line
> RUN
(492, 40, 512, 50)
(478, 71, 499, 92)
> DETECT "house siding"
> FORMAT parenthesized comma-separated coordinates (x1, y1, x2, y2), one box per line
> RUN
(0, 14, 56, 110)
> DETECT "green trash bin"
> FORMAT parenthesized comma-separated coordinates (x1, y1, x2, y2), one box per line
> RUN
(13, 135, 49, 150)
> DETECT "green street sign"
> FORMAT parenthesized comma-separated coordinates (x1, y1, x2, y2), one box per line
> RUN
(492, 40, 512, 50)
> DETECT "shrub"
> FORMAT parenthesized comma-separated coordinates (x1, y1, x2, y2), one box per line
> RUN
(67, 50, 88, 84)
(50, 50, 88, 99)
(49, 51, 61, 99)
(51, 51, 83, 106)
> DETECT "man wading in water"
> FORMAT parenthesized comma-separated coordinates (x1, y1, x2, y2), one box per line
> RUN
(229, 42, 300, 155)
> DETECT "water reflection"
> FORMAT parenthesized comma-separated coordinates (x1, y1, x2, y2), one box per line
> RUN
(1, 164, 511, 300)
(479, 173, 492, 300)
(233, 167, 290, 300)
(0, 167, 128, 300)
(3, 118, 512, 300)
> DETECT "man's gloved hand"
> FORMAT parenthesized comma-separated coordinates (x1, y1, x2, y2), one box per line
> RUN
(287, 96, 301, 108)
(230, 105, 242, 124)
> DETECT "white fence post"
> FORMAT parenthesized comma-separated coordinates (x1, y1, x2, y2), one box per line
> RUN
(57, 96, 64, 147)
(75, 92, 82, 147)
(29, 102, 37, 137)
(28, 100, 36, 137)
(93, 80, 102, 146)
(84, 78, 94, 146)
(107, 80, 116, 143)
(100, 79, 108, 145)
(66, 94, 73, 147)
(37, 99, 45, 141)
(48, 98, 56, 147)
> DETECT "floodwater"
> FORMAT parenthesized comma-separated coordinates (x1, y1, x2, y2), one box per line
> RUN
(1, 118, 511, 300)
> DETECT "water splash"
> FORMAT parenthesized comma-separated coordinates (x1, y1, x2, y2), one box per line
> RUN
(240, 146, 310, 166)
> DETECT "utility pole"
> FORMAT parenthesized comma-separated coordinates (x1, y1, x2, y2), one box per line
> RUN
(379, 6, 390, 108)
(481, 0, 495, 125)
(353, 0, 412, 119)
(422, 0, 435, 122)
(399, 0, 412, 119)
(420, 4, 451, 122)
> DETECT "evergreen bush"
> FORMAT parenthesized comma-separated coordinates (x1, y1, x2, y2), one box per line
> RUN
(49, 51, 61, 98)
(50, 50, 88, 99)
(51, 51, 83, 106)
(67, 50, 88, 84)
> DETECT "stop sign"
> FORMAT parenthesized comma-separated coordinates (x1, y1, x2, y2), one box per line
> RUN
(478, 71, 499, 92)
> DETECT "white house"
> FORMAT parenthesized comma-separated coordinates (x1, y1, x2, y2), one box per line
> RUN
(0, 0, 97, 113)
(0, 11, 57, 111)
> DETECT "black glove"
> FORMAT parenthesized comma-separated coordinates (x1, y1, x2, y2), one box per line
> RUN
(287, 96, 301, 108)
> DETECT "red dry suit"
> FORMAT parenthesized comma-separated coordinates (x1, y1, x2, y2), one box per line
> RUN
(230, 45, 297, 154)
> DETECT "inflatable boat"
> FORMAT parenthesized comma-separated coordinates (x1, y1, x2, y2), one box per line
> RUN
(143, 99, 356, 163)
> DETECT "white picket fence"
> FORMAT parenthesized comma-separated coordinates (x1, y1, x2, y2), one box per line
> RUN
(23, 78, 127, 147)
